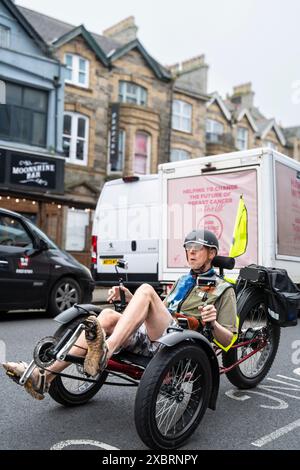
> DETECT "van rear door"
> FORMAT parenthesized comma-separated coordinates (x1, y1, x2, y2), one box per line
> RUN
(93, 176, 160, 286)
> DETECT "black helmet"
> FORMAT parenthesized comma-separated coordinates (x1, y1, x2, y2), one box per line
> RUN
(183, 229, 219, 253)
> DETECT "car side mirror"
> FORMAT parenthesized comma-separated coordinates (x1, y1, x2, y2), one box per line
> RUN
(38, 238, 49, 252)
(25, 238, 49, 257)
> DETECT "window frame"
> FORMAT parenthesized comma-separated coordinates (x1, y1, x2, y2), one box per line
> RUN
(0, 82, 48, 147)
(119, 81, 148, 106)
(170, 148, 191, 162)
(236, 126, 249, 150)
(264, 140, 278, 151)
(0, 24, 10, 48)
(172, 100, 193, 133)
(65, 208, 90, 252)
(64, 54, 90, 88)
(206, 119, 224, 143)
(62, 112, 89, 166)
(133, 131, 151, 175)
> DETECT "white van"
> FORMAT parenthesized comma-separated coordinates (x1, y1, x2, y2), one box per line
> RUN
(92, 148, 300, 291)
(159, 147, 300, 286)
(91, 175, 161, 290)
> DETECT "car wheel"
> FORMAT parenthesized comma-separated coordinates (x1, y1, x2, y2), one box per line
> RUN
(48, 277, 82, 317)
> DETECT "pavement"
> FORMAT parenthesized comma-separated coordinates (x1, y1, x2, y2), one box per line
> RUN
(92, 287, 109, 305)
(0, 312, 300, 450)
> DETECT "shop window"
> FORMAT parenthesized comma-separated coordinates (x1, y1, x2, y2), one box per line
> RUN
(0, 82, 48, 147)
(171, 149, 191, 162)
(63, 113, 89, 166)
(119, 81, 148, 106)
(134, 132, 150, 175)
(236, 127, 249, 150)
(65, 209, 89, 252)
(172, 100, 192, 133)
(64, 54, 90, 88)
(0, 25, 10, 48)
(109, 129, 125, 172)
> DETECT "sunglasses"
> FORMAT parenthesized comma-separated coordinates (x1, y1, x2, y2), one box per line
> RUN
(185, 243, 206, 252)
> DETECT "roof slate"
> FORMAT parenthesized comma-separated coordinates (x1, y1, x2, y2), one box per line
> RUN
(19, 6, 121, 54)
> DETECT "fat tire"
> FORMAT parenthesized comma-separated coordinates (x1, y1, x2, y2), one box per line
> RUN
(222, 289, 280, 389)
(135, 344, 212, 450)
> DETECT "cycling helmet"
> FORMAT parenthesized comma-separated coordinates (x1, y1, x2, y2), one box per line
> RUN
(183, 229, 219, 253)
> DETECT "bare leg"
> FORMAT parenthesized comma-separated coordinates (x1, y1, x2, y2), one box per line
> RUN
(106, 284, 172, 358)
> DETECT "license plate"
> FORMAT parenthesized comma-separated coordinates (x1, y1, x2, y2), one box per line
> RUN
(102, 259, 118, 266)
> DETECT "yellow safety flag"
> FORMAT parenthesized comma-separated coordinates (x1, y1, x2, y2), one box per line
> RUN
(229, 195, 248, 258)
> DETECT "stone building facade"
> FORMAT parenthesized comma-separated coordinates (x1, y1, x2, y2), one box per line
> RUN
(206, 83, 290, 156)
(3, 3, 299, 267)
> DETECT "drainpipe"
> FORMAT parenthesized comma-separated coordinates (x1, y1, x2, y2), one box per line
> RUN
(167, 81, 174, 164)
(53, 61, 62, 154)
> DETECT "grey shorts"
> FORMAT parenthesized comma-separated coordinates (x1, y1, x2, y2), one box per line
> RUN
(123, 315, 178, 357)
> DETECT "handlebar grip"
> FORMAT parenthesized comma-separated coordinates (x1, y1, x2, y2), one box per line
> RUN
(119, 282, 126, 306)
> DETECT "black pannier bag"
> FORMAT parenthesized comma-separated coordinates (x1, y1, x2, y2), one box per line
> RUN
(239, 265, 300, 327)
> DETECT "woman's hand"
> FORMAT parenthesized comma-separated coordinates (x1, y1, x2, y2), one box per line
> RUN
(107, 286, 133, 304)
(198, 304, 217, 327)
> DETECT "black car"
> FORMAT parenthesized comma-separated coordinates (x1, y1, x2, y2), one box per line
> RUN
(0, 208, 94, 315)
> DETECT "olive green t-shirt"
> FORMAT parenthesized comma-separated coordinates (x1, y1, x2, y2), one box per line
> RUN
(214, 287, 238, 334)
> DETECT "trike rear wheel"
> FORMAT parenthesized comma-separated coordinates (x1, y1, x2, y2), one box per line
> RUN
(222, 289, 280, 389)
(135, 343, 212, 450)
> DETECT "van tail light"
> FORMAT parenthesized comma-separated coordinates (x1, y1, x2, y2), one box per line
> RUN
(162, 283, 174, 297)
(91, 235, 98, 265)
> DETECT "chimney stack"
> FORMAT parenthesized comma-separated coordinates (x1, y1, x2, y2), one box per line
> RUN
(169, 54, 209, 95)
(103, 16, 138, 45)
(230, 82, 255, 108)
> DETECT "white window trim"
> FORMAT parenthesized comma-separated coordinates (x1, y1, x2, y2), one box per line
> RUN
(119, 81, 148, 106)
(0, 24, 10, 49)
(172, 100, 192, 133)
(63, 112, 89, 166)
(64, 54, 90, 88)
(236, 127, 249, 150)
(171, 148, 191, 162)
(264, 140, 278, 151)
(107, 129, 126, 174)
(133, 132, 151, 175)
(206, 119, 224, 135)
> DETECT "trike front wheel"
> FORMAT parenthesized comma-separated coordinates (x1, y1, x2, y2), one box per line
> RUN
(48, 317, 108, 406)
(135, 343, 212, 450)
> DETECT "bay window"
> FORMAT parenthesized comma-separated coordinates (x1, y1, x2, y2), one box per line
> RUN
(119, 81, 148, 106)
(134, 132, 151, 174)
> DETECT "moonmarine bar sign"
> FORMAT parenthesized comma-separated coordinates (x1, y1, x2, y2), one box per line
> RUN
(0, 148, 65, 194)
(11, 159, 56, 187)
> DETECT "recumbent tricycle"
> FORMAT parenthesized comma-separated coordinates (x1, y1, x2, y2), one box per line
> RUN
(19, 256, 299, 450)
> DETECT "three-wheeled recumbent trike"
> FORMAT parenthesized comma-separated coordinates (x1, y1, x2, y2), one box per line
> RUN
(19, 256, 300, 450)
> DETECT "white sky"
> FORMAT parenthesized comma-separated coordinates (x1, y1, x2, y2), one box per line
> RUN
(16, 0, 300, 127)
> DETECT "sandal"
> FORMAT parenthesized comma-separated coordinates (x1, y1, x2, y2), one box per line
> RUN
(3, 362, 49, 401)
(84, 316, 109, 377)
